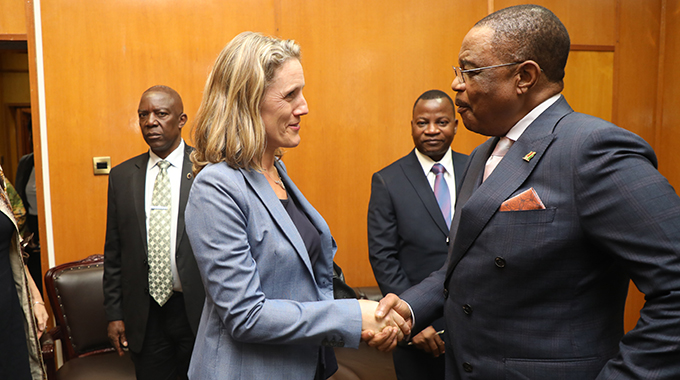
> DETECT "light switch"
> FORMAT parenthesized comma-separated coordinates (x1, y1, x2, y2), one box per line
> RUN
(93, 157, 111, 175)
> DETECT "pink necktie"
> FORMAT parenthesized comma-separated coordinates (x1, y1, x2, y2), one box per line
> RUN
(483, 137, 513, 182)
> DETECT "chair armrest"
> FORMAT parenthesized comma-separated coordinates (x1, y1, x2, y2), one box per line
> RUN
(41, 327, 59, 380)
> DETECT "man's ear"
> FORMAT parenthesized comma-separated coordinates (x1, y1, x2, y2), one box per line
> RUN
(453, 118, 459, 135)
(516, 60, 541, 94)
(179, 113, 188, 128)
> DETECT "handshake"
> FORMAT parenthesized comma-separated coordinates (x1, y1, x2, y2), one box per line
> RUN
(358, 294, 412, 352)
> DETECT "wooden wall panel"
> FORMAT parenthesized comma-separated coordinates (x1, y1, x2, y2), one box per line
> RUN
(563, 51, 614, 122)
(613, 0, 661, 144)
(658, 0, 680, 187)
(495, 0, 617, 46)
(276, 0, 488, 285)
(39, 0, 277, 264)
(0, 0, 26, 35)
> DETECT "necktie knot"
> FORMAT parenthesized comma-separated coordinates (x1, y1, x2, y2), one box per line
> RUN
(492, 137, 513, 157)
(431, 163, 446, 175)
(483, 137, 514, 182)
(157, 160, 170, 171)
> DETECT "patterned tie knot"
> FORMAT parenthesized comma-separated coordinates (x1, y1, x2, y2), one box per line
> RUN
(431, 163, 446, 175)
(157, 160, 170, 171)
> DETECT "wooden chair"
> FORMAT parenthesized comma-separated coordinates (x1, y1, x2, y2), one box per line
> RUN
(42, 254, 135, 380)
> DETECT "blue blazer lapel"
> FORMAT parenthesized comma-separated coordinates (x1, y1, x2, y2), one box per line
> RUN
(132, 153, 149, 253)
(400, 150, 449, 235)
(445, 97, 572, 281)
(240, 165, 315, 279)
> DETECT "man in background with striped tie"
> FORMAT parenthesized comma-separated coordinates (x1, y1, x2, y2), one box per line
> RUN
(368, 90, 468, 380)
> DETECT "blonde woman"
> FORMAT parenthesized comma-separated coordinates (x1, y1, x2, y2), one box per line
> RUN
(185, 32, 409, 380)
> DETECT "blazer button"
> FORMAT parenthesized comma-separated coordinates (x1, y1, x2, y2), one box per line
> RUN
(462, 304, 472, 315)
(494, 257, 506, 268)
(463, 362, 473, 372)
(446, 236, 450, 245)
(443, 288, 449, 299)
(144, 287, 149, 294)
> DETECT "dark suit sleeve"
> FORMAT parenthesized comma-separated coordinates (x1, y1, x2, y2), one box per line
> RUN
(367, 172, 412, 295)
(572, 127, 680, 379)
(103, 172, 124, 321)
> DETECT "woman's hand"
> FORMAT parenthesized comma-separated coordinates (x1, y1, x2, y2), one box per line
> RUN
(25, 265, 48, 337)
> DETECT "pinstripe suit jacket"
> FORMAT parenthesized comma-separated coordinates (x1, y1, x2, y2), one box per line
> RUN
(185, 160, 362, 380)
(401, 96, 680, 379)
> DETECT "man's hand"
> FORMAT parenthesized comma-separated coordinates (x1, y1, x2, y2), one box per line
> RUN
(107, 320, 128, 356)
(363, 294, 413, 351)
(359, 299, 411, 352)
(374, 293, 412, 323)
(411, 325, 445, 357)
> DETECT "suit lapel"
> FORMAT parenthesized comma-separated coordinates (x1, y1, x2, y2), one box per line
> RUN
(176, 145, 194, 249)
(240, 165, 315, 279)
(132, 153, 149, 253)
(445, 96, 571, 281)
(400, 150, 449, 235)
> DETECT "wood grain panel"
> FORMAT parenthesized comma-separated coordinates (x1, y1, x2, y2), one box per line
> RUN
(495, 0, 616, 46)
(276, 0, 488, 286)
(657, 0, 680, 187)
(562, 51, 614, 122)
(613, 0, 661, 144)
(0, 0, 27, 35)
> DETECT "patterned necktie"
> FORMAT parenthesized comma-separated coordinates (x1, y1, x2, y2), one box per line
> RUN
(431, 163, 451, 229)
(483, 137, 513, 182)
(148, 160, 173, 306)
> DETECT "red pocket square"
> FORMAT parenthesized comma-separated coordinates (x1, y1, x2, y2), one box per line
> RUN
(500, 188, 546, 211)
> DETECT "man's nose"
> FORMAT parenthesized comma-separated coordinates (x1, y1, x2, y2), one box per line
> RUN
(145, 114, 158, 126)
(424, 122, 439, 134)
(451, 76, 465, 92)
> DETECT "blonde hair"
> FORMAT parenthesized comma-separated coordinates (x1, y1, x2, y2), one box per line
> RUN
(191, 32, 301, 174)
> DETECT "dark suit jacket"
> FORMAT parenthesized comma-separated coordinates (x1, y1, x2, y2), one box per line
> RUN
(401, 96, 680, 379)
(368, 149, 468, 302)
(103, 144, 205, 353)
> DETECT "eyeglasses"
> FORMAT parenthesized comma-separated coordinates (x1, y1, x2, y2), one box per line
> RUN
(452, 61, 524, 84)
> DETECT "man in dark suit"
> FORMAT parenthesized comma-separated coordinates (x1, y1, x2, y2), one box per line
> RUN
(374, 5, 680, 379)
(103, 85, 205, 380)
(368, 90, 467, 380)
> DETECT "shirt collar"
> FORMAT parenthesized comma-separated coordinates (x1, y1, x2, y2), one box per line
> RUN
(148, 139, 185, 170)
(414, 147, 454, 175)
(505, 94, 561, 142)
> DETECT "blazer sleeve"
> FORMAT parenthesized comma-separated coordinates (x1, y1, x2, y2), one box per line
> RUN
(186, 166, 362, 348)
(571, 126, 680, 379)
(367, 172, 412, 295)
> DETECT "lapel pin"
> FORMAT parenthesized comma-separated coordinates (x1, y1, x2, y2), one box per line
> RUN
(523, 151, 536, 162)
(187, 173, 193, 180)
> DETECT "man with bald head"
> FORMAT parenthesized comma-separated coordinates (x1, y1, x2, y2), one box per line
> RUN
(374, 5, 680, 379)
(104, 86, 204, 379)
